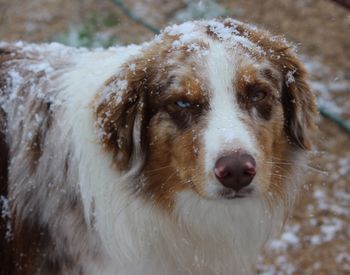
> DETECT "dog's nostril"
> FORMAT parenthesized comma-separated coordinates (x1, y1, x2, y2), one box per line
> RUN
(214, 166, 229, 179)
(214, 151, 256, 192)
(244, 161, 256, 176)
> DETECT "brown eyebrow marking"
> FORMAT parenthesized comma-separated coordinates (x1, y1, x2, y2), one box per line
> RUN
(260, 67, 281, 89)
(182, 77, 207, 99)
(235, 64, 280, 121)
(236, 64, 258, 91)
(160, 73, 209, 102)
(236, 64, 281, 99)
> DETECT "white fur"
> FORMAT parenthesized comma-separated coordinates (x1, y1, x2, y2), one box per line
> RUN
(203, 42, 257, 198)
(174, 191, 284, 275)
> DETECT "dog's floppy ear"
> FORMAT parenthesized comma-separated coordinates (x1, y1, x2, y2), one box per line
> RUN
(95, 61, 152, 171)
(275, 49, 317, 150)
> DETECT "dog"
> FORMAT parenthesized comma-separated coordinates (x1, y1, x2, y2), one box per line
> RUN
(0, 18, 317, 275)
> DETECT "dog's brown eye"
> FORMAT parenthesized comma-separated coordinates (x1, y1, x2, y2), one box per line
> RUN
(176, 100, 191, 108)
(250, 89, 267, 102)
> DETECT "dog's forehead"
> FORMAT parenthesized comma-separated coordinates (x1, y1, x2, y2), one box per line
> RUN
(165, 44, 264, 99)
(160, 20, 268, 82)
(149, 19, 281, 103)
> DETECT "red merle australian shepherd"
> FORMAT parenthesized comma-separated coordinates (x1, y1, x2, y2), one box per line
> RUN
(0, 19, 316, 275)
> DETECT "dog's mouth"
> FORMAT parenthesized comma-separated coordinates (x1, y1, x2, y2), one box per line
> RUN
(219, 186, 254, 200)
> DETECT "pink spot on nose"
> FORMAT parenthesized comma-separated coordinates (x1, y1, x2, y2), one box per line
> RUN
(244, 162, 256, 176)
(214, 166, 229, 179)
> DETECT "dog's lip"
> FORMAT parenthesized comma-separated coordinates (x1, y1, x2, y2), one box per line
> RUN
(225, 193, 246, 200)
(220, 187, 254, 200)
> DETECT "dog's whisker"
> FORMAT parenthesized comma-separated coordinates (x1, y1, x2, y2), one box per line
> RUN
(144, 165, 173, 174)
(266, 161, 328, 176)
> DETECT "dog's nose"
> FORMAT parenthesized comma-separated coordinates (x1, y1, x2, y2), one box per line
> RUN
(214, 151, 256, 192)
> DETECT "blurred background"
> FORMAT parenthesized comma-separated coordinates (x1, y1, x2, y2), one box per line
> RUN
(0, 0, 349, 274)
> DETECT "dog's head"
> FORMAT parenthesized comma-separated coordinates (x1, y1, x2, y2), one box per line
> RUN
(95, 19, 317, 211)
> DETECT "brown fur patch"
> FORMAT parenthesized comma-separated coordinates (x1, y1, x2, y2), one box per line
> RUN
(28, 100, 53, 173)
(11, 216, 74, 275)
(137, 68, 209, 210)
(142, 114, 205, 210)
(206, 25, 219, 39)
(236, 64, 280, 121)
(279, 63, 317, 150)
(0, 47, 20, 64)
(94, 40, 176, 170)
(95, 66, 151, 171)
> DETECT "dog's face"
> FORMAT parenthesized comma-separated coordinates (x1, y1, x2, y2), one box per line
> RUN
(95, 19, 316, 211)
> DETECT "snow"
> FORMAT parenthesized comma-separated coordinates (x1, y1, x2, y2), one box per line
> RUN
(258, 255, 296, 275)
(163, 19, 265, 55)
(338, 157, 350, 177)
(320, 218, 343, 242)
(165, 21, 202, 46)
(335, 190, 350, 202)
(27, 62, 54, 74)
(280, 231, 300, 246)
(11, 41, 88, 58)
(6, 69, 23, 102)
(268, 225, 301, 252)
(0, 196, 11, 219)
(337, 253, 350, 262)
(128, 63, 136, 73)
(314, 188, 350, 216)
(0, 196, 12, 240)
(0, 58, 59, 113)
(302, 56, 350, 116)
(207, 20, 264, 54)
(285, 70, 296, 86)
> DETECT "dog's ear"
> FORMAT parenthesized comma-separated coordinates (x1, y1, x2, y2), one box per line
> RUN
(275, 49, 317, 150)
(95, 61, 152, 171)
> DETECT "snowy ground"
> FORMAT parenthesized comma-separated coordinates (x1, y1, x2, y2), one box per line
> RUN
(1, 0, 349, 273)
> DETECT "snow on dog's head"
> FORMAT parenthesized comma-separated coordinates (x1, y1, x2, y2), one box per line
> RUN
(95, 19, 316, 212)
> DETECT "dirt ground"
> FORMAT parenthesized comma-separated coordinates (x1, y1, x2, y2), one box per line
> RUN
(0, 0, 349, 274)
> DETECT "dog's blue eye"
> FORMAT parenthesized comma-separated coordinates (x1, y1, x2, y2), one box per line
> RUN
(176, 100, 191, 108)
